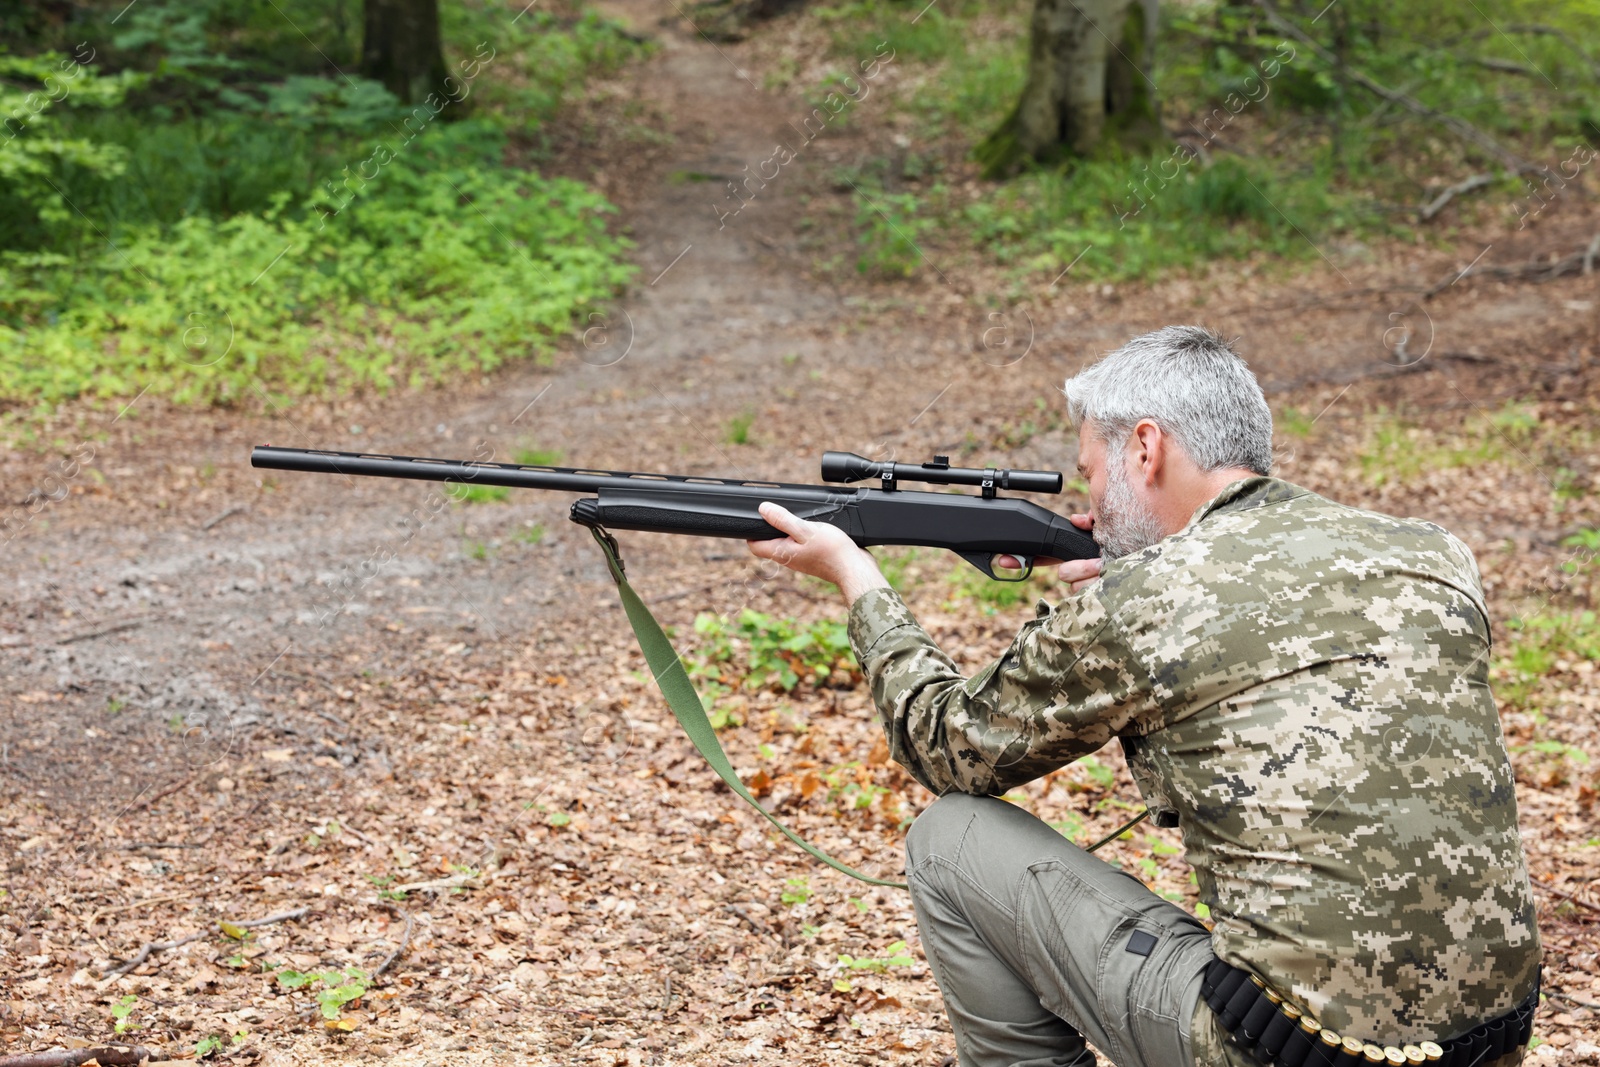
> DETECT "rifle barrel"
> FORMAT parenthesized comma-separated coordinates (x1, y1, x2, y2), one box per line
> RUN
(249, 446, 841, 498)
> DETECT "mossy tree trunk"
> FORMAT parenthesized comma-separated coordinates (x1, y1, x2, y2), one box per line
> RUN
(361, 0, 451, 107)
(975, 0, 1162, 178)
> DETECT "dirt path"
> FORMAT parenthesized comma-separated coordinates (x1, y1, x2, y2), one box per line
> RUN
(2, 3, 1597, 1065)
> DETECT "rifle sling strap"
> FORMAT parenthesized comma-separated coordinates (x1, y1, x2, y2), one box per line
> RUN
(584, 524, 1147, 889)
(587, 524, 909, 889)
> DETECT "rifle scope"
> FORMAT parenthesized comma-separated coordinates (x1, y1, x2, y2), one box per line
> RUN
(820, 452, 1061, 495)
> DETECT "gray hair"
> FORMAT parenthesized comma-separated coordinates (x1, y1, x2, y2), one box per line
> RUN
(1062, 325, 1273, 476)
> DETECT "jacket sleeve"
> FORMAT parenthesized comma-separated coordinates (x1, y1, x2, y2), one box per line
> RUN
(845, 585, 1156, 797)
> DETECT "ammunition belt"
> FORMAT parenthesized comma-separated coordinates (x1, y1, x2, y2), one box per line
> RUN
(1200, 958, 1539, 1067)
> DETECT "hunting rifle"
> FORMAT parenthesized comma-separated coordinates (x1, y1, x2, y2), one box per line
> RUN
(248, 444, 1110, 887)
(248, 446, 1100, 578)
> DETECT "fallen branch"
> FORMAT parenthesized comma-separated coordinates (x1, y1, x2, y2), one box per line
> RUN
(388, 874, 484, 893)
(1545, 990, 1600, 1012)
(1255, 1, 1533, 173)
(124, 776, 194, 815)
(1418, 173, 1497, 222)
(104, 907, 311, 979)
(199, 505, 246, 531)
(85, 893, 190, 926)
(373, 907, 415, 979)
(1536, 881, 1600, 916)
(58, 616, 156, 645)
(1426, 236, 1600, 296)
(0, 1044, 156, 1067)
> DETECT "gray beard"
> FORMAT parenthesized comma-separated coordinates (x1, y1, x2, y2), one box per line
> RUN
(1095, 454, 1167, 560)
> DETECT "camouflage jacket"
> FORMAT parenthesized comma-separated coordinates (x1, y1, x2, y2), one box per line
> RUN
(846, 476, 1540, 1050)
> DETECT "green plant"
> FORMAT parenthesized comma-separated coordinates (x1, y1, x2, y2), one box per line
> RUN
(725, 410, 755, 445)
(1076, 756, 1116, 791)
(110, 994, 139, 1033)
(688, 609, 858, 692)
(449, 484, 511, 504)
(195, 1035, 224, 1058)
(275, 965, 370, 1021)
(514, 522, 546, 545)
(853, 188, 932, 278)
(836, 939, 914, 972)
(781, 876, 811, 906)
(514, 447, 564, 466)
(1497, 611, 1600, 708)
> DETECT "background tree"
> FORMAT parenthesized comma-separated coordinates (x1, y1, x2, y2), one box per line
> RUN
(975, 0, 1161, 178)
(361, 0, 450, 106)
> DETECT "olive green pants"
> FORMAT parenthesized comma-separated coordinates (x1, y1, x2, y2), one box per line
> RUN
(904, 792, 1216, 1067)
(902, 793, 1529, 1067)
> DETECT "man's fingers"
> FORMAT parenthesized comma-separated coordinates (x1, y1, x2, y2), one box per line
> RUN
(758, 501, 808, 544)
(1070, 512, 1093, 530)
(1057, 558, 1102, 585)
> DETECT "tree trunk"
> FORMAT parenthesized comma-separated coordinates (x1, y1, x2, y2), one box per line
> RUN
(975, 0, 1162, 177)
(361, 0, 450, 107)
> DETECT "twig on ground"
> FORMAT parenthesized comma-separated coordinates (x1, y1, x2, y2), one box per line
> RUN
(389, 874, 484, 893)
(118, 842, 204, 850)
(1536, 882, 1600, 916)
(1545, 990, 1600, 1011)
(1418, 173, 1497, 222)
(200, 505, 246, 531)
(85, 893, 190, 925)
(124, 776, 195, 814)
(104, 930, 209, 980)
(104, 907, 311, 979)
(59, 616, 156, 645)
(373, 907, 415, 979)
(1425, 237, 1600, 296)
(0, 1044, 156, 1067)
(230, 906, 311, 928)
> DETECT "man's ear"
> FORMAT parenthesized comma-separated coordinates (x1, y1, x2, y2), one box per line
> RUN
(1131, 419, 1165, 487)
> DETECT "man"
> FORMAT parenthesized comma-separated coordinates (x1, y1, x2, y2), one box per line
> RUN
(747, 326, 1540, 1067)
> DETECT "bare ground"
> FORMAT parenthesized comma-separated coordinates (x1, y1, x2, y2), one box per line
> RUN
(2, 2, 1598, 1064)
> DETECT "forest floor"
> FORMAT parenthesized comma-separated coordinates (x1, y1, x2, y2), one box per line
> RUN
(1, 1, 1598, 1065)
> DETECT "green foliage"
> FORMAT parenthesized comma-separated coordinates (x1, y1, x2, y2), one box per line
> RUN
(0, 129, 635, 406)
(688, 609, 858, 693)
(836, 939, 914, 972)
(1076, 755, 1116, 791)
(873, 546, 924, 595)
(725, 410, 755, 444)
(1497, 611, 1600, 708)
(0, 5, 647, 415)
(781, 876, 811, 906)
(110, 994, 139, 1033)
(945, 558, 1056, 610)
(275, 965, 370, 1021)
(1355, 404, 1570, 487)
(515, 447, 564, 466)
(0, 50, 146, 244)
(853, 187, 932, 278)
(514, 522, 546, 545)
(817, 761, 891, 811)
(194, 1035, 224, 1058)
(449, 483, 512, 504)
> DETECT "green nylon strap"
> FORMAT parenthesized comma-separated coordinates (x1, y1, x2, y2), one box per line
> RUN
(587, 525, 909, 889)
(584, 525, 1148, 888)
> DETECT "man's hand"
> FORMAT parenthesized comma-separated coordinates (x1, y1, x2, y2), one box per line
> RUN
(994, 512, 1101, 593)
(746, 501, 890, 607)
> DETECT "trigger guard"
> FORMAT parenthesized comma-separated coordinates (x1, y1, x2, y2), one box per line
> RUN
(959, 551, 1034, 582)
